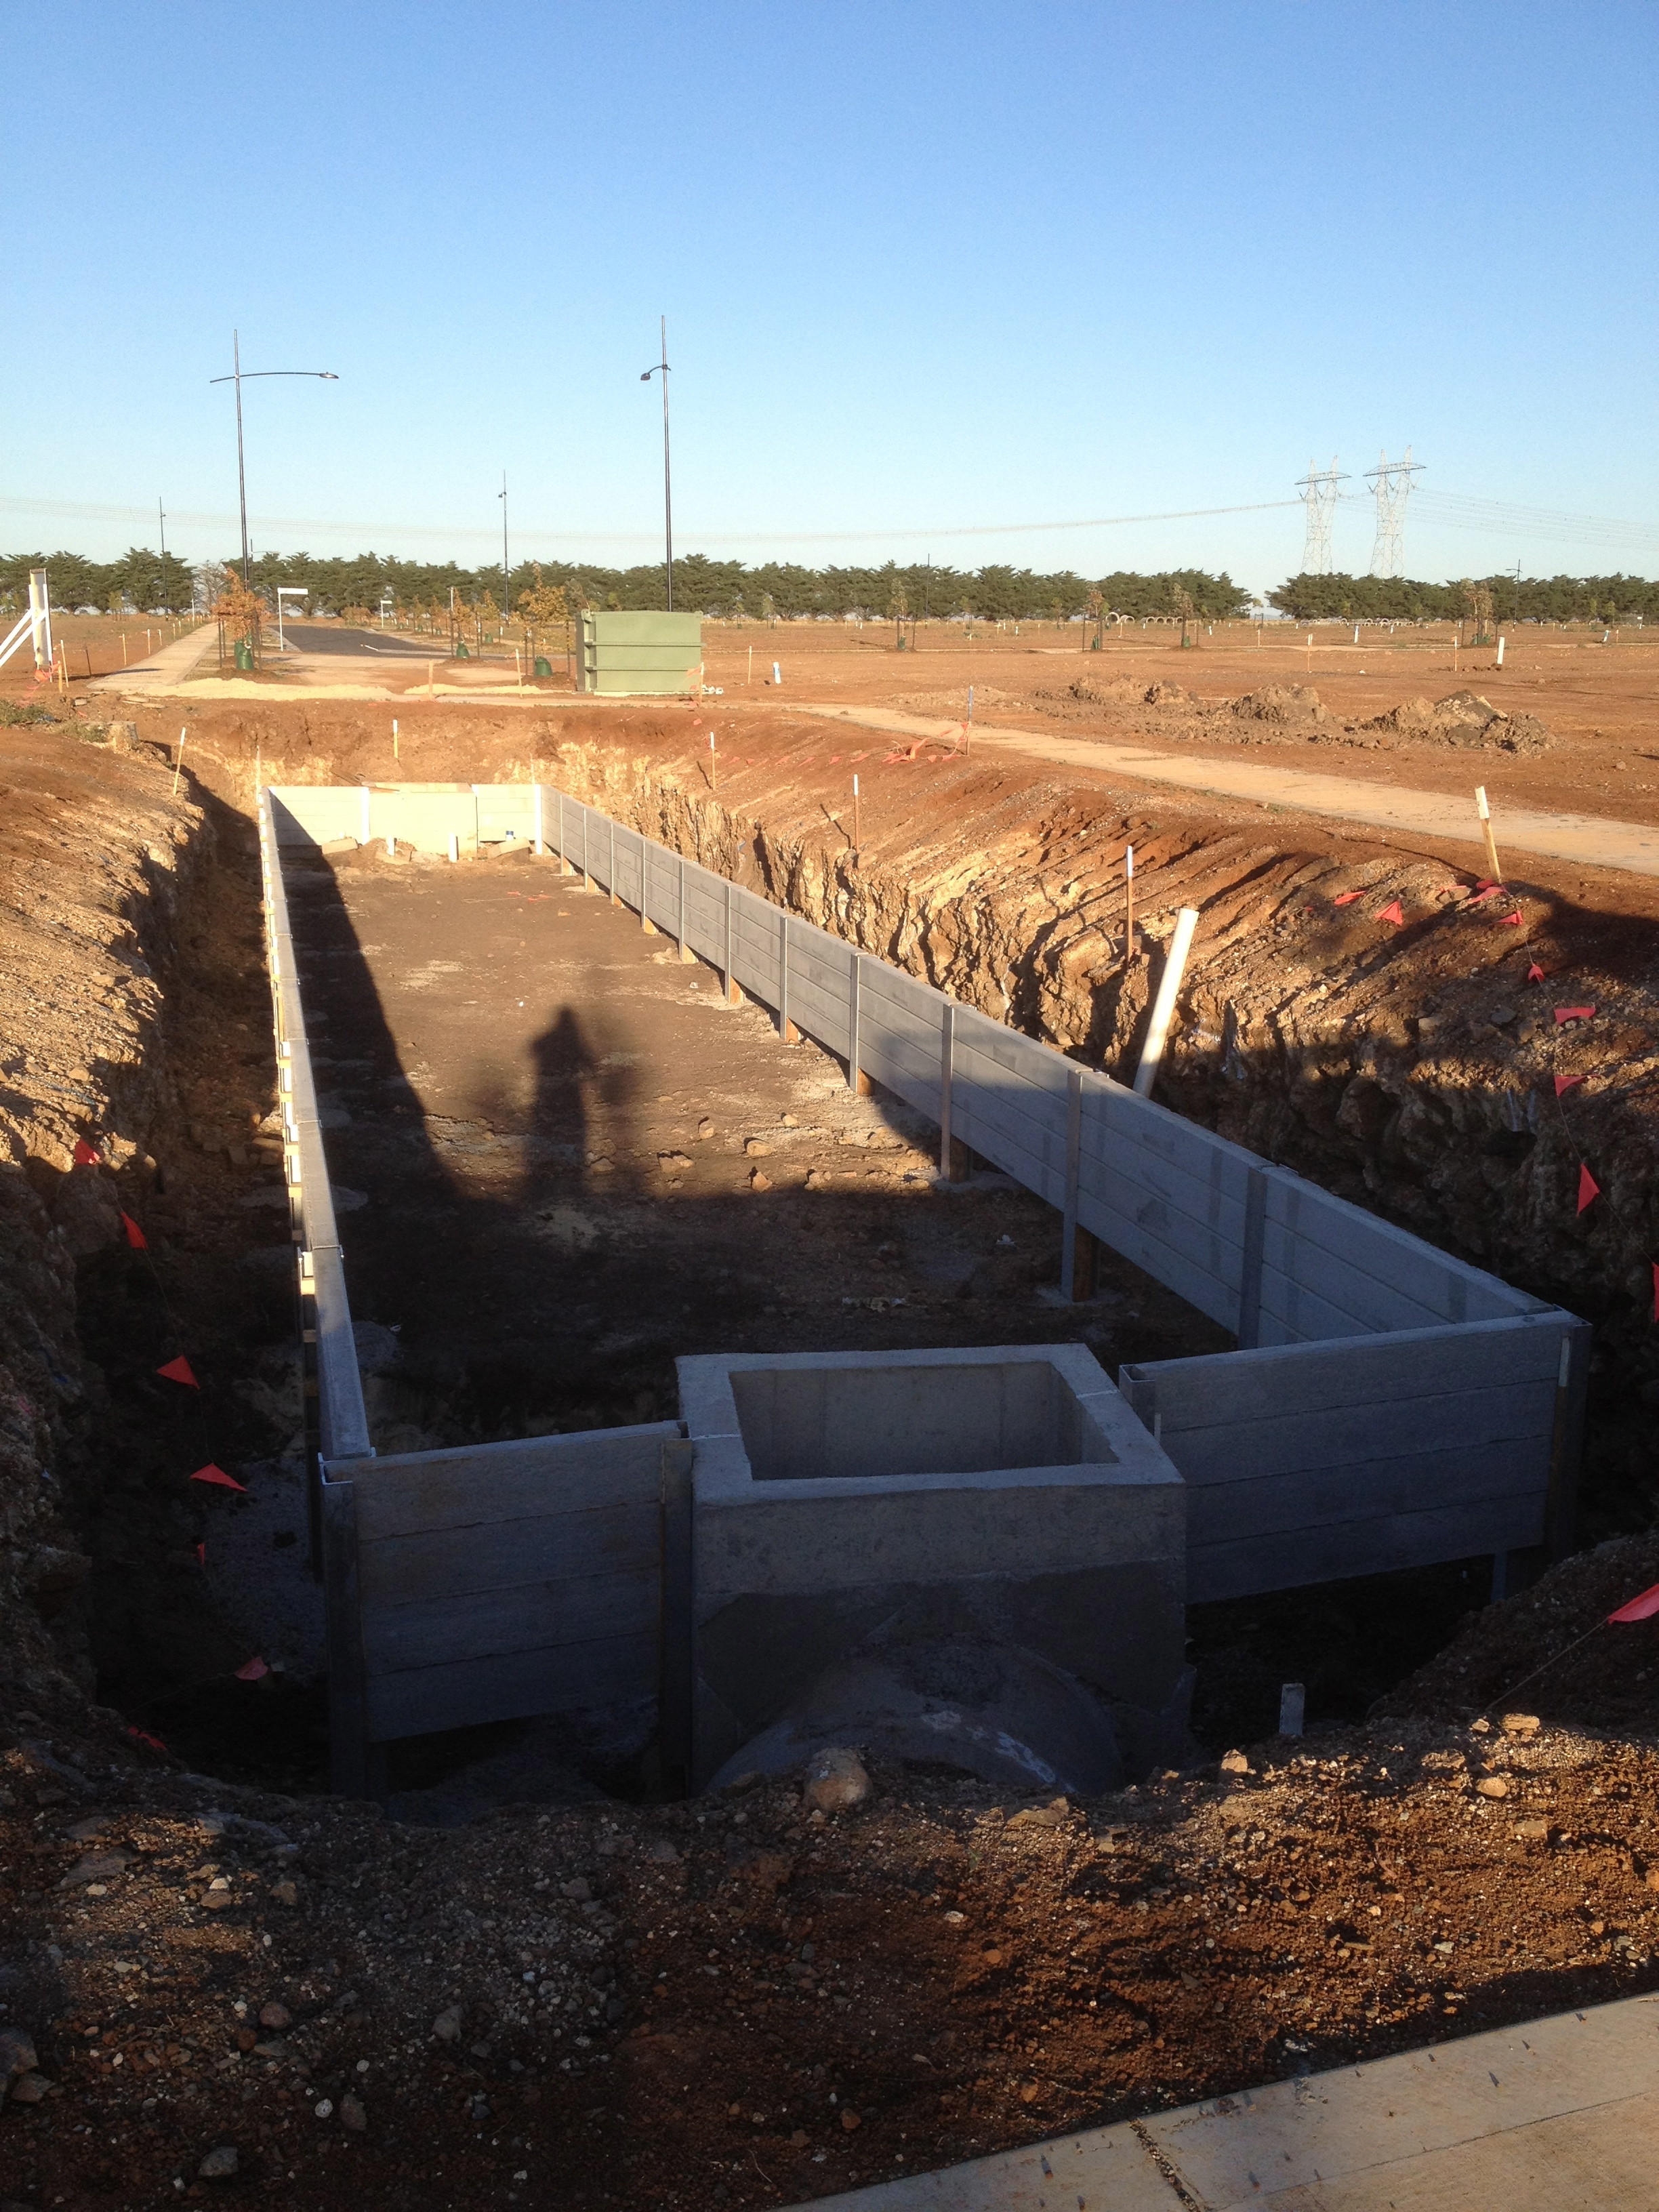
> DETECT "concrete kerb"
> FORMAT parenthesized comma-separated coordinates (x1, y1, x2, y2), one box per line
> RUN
(781, 1990, 1659, 2212)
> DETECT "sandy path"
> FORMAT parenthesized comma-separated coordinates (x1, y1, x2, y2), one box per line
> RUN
(798, 701, 1659, 881)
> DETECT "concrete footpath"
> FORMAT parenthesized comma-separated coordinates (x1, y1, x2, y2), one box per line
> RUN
(87, 621, 219, 692)
(800, 703, 1659, 884)
(787, 1992, 1659, 2211)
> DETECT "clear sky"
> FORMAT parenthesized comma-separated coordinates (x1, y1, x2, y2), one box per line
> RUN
(4, 1, 1656, 594)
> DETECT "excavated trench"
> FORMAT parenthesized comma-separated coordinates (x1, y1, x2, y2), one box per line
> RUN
(18, 716, 1655, 1807)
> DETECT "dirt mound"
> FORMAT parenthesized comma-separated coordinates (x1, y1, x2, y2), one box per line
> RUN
(1046, 675, 1149, 708)
(1364, 690, 1553, 754)
(1376, 1533, 1659, 1735)
(1229, 684, 1332, 726)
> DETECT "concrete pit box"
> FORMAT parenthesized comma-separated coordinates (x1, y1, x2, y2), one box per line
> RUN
(676, 1344, 1190, 1793)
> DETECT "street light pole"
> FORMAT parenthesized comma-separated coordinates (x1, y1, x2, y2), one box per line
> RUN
(210, 334, 339, 588)
(639, 316, 673, 611)
(158, 497, 169, 614)
(499, 470, 509, 631)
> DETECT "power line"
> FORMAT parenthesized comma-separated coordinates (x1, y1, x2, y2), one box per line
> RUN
(3, 487, 1655, 562)
(0, 492, 1300, 551)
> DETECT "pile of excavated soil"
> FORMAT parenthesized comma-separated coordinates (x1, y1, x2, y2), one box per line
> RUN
(1015, 677, 1557, 756)
(1378, 1530, 1659, 1736)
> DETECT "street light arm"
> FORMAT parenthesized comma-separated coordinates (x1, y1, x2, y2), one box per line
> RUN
(209, 370, 339, 384)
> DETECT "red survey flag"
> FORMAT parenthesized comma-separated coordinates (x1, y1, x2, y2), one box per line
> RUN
(1554, 1074, 1583, 1099)
(1332, 890, 1364, 906)
(1577, 1164, 1600, 1214)
(1376, 899, 1405, 926)
(1609, 1584, 1659, 1624)
(1467, 885, 1501, 905)
(1555, 1006, 1595, 1025)
(190, 1462, 245, 1492)
(234, 1656, 270, 1682)
(195, 1542, 205, 1566)
(73, 1139, 99, 1166)
(121, 1212, 148, 1250)
(1502, 910, 1524, 926)
(125, 1727, 167, 1753)
(156, 1355, 199, 1388)
(1528, 963, 1547, 982)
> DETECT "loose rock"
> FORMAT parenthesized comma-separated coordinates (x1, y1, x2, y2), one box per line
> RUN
(432, 2006, 462, 2042)
(340, 2093, 367, 2132)
(198, 2144, 239, 2180)
(0, 2031, 38, 2081)
(802, 1746, 872, 1814)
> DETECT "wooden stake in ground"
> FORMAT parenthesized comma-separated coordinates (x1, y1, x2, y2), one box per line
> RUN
(966, 684, 973, 756)
(747, 645, 753, 686)
(1124, 843, 1135, 965)
(1475, 785, 1503, 883)
(853, 773, 861, 851)
(427, 661, 436, 697)
(171, 727, 187, 798)
(392, 718, 399, 763)
(708, 731, 718, 794)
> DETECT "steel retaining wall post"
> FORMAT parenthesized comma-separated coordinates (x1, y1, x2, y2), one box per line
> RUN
(778, 908, 797, 1040)
(1237, 1166, 1269, 1349)
(1061, 1065, 1083, 1300)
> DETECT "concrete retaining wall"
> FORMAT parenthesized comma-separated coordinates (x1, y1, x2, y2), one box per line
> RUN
(321, 1424, 680, 1778)
(260, 781, 1591, 1793)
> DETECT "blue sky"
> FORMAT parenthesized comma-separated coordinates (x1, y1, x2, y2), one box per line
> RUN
(5, 1, 1656, 593)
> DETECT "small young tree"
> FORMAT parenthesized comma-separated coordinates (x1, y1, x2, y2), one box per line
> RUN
(888, 579, 909, 649)
(211, 571, 265, 665)
(759, 590, 777, 629)
(1463, 578, 1494, 645)
(517, 566, 568, 661)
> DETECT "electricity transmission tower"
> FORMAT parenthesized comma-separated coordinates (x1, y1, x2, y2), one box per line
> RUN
(1295, 458, 1347, 574)
(1365, 448, 1424, 577)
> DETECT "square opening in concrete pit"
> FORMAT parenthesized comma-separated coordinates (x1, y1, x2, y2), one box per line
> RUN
(726, 1354, 1103, 1481)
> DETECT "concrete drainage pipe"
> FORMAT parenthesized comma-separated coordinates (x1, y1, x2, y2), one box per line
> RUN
(705, 1639, 1122, 1797)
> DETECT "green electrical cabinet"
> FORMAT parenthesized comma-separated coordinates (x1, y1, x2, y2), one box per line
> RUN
(578, 610, 704, 696)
